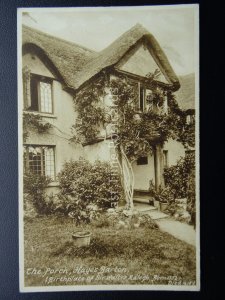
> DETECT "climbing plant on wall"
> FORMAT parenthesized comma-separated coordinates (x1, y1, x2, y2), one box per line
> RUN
(71, 71, 195, 211)
(167, 92, 195, 149)
(23, 112, 52, 142)
(71, 75, 107, 144)
(71, 72, 195, 159)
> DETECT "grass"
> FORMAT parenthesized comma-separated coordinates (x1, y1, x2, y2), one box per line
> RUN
(23, 215, 196, 287)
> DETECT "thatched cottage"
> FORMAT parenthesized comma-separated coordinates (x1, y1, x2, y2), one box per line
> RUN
(21, 24, 194, 199)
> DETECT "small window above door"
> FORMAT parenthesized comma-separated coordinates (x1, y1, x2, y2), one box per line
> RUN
(137, 156, 148, 165)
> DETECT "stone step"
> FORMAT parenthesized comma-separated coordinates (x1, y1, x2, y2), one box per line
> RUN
(133, 199, 169, 220)
(133, 197, 151, 204)
(143, 210, 169, 220)
(134, 203, 157, 212)
(134, 189, 150, 196)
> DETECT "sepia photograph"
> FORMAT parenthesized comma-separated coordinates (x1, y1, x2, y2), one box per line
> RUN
(18, 5, 199, 292)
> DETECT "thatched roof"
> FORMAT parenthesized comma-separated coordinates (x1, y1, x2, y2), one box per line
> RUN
(22, 24, 180, 91)
(22, 25, 98, 90)
(75, 23, 180, 90)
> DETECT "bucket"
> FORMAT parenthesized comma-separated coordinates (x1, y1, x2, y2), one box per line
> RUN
(72, 231, 91, 247)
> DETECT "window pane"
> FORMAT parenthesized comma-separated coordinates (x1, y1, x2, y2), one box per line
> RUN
(30, 76, 39, 111)
(44, 147, 55, 179)
(23, 145, 55, 180)
(28, 147, 42, 175)
(140, 87, 144, 111)
(40, 81, 52, 113)
(145, 89, 153, 112)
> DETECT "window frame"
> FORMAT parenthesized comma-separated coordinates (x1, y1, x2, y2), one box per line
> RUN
(29, 74, 54, 114)
(186, 114, 195, 125)
(23, 145, 56, 180)
(138, 84, 167, 114)
(139, 84, 158, 113)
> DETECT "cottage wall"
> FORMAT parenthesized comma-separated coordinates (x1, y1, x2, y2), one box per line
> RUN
(23, 53, 55, 78)
(83, 140, 113, 163)
(163, 138, 186, 166)
(132, 154, 155, 191)
(23, 52, 83, 194)
(23, 52, 186, 195)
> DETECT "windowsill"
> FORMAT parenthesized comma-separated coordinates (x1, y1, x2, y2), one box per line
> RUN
(23, 110, 57, 119)
(82, 137, 105, 146)
(47, 181, 59, 187)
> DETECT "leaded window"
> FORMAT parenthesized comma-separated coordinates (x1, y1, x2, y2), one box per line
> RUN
(23, 72, 53, 114)
(23, 145, 55, 179)
(39, 81, 52, 113)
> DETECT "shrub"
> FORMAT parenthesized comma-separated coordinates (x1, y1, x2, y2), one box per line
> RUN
(91, 210, 158, 230)
(23, 172, 52, 215)
(163, 152, 196, 226)
(149, 180, 175, 203)
(57, 158, 123, 224)
(187, 169, 196, 227)
(163, 152, 195, 199)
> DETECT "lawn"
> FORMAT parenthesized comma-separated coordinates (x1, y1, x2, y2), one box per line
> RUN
(23, 216, 196, 287)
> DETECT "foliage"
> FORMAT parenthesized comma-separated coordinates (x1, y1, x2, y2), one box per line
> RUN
(148, 180, 175, 203)
(179, 118, 195, 148)
(57, 158, 123, 224)
(23, 172, 52, 215)
(167, 93, 195, 149)
(71, 76, 107, 144)
(71, 74, 195, 160)
(91, 210, 158, 229)
(70, 72, 195, 218)
(107, 76, 172, 160)
(163, 152, 196, 226)
(187, 168, 196, 227)
(163, 152, 195, 199)
(23, 112, 52, 142)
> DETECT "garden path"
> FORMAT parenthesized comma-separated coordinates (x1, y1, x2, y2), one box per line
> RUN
(134, 203, 196, 247)
(154, 218, 196, 247)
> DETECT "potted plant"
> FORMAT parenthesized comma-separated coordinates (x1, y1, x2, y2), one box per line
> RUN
(68, 210, 92, 247)
(149, 180, 160, 210)
(153, 198, 160, 210)
(159, 199, 168, 212)
(158, 187, 168, 212)
(149, 181, 173, 212)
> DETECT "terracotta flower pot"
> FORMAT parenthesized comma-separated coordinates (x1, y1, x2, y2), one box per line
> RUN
(72, 231, 91, 247)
